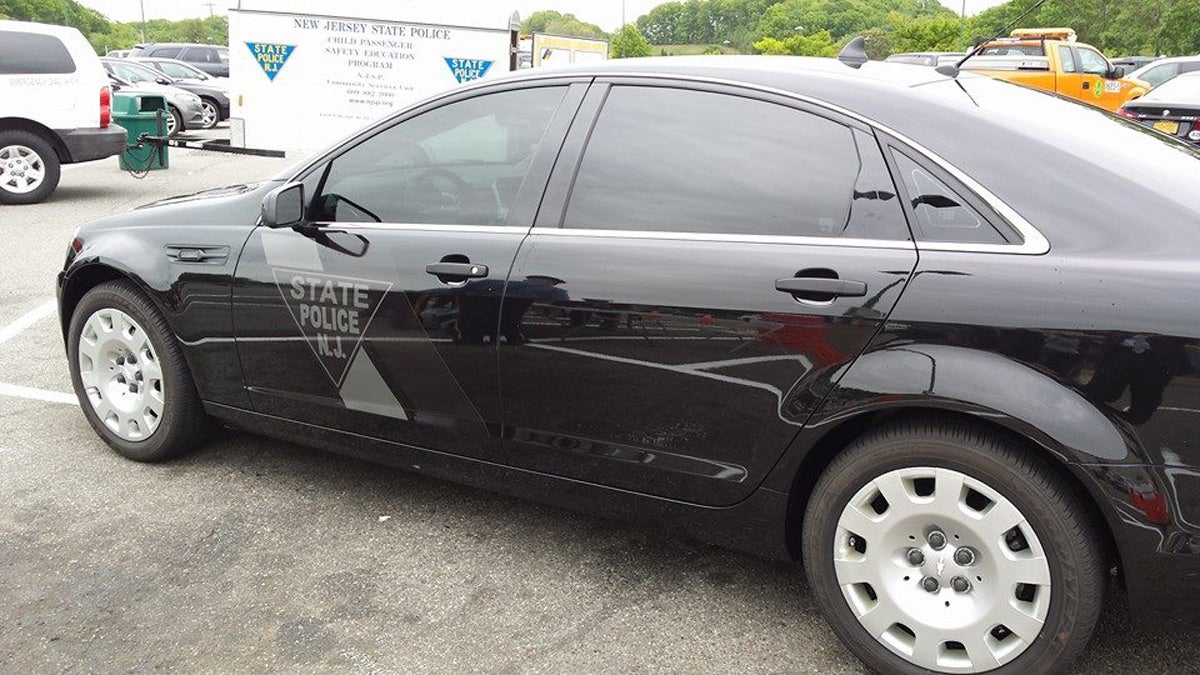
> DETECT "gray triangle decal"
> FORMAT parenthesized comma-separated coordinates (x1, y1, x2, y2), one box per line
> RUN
(271, 267, 394, 388)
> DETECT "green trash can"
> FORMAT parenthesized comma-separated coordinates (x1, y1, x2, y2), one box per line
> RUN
(112, 93, 170, 171)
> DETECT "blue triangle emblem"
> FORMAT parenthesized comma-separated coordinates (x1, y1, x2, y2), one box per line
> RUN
(246, 42, 295, 81)
(444, 57, 494, 84)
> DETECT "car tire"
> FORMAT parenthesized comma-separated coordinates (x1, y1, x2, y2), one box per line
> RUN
(199, 98, 220, 129)
(0, 129, 62, 205)
(802, 418, 1104, 675)
(166, 105, 182, 137)
(67, 280, 212, 462)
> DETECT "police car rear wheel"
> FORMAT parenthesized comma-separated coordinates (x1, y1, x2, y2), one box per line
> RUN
(803, 418, 1105, 675)
(69, 280, 211, 461)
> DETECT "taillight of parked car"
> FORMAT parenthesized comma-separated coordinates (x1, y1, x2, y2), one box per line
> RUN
(1116, 107, 1139, 120)
(100, 86, 112, 128)
(1190, 121, 1200, 142)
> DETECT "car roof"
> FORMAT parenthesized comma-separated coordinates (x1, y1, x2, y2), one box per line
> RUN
(0, 19, 84, 38)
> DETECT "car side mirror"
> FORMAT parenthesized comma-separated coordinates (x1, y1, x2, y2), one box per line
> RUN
(261, 182, 305, 228)
(1108, 65, 1126, 79)
(156, 76, 171, 85)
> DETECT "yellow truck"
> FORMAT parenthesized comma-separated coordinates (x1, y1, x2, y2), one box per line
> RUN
(962, 28, 1150, 111)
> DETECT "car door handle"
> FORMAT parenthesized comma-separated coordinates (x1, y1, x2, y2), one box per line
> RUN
(775, 277, 867, 298)
(425, 262, 489, 278)
(1082, 81, 1091, 90)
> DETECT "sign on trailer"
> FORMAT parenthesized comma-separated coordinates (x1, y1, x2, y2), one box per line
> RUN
(228, 5, 516, 152)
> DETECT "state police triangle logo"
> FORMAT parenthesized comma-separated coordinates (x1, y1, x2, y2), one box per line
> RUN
(272, 269, 394, 387)
(444, 57, 493, 83)
(247, 42, 295, 81)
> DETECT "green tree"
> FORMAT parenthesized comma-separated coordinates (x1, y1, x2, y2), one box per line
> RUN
(610, 23, 653, 58)
(752, 29, 839, 56)
(522, 10, 607, 39)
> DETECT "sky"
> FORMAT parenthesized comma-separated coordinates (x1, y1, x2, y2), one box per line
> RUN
(76, 0, 1006, 29)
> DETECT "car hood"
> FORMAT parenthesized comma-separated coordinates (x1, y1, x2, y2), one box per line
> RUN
(77, 180, 284, 236)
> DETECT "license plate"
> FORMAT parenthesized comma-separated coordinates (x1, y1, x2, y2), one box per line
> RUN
(1153, 120, 1180, 134)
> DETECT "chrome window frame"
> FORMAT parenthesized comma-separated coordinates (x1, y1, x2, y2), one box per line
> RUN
(289, 69, 1050, 256)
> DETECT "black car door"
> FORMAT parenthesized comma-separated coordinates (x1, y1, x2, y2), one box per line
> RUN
(496, 80, 919, 506)
(232, 79, 587, 460)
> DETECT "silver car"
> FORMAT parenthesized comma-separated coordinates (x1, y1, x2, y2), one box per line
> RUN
(100, 58, 205, 136)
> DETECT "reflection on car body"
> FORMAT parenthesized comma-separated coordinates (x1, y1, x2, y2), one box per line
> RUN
(59, 56, 1200, 675)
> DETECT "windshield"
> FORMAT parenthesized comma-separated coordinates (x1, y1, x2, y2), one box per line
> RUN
(107, 60, 166, 84)
(1144, 72, 1200, 101)
(156, 60, 207, 80)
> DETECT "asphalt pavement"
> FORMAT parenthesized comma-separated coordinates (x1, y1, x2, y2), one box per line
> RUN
(1, 149, 1197, 673)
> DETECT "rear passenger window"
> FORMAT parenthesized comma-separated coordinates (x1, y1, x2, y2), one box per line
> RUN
(890, 150, 1008, 245)
(151, 46, 183, 58)
(0, 31, 76, 75)
(562, 86, 908, 240)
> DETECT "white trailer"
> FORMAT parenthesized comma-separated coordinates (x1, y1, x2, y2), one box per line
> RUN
(227, 1, 519, 152)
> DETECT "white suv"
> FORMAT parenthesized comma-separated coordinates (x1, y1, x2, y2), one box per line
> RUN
(0, 20, 128, 204)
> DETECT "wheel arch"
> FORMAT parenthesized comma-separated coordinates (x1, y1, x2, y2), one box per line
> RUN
(60, 262, 162, 340)
(781, 406, 1123, 586)
(0, 117, 71, 162)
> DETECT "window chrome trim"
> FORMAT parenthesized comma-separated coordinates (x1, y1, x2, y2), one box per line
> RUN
(315, 223, 524, 235)
(294, 68, 1049, 255)
(531, 228, 915, 249)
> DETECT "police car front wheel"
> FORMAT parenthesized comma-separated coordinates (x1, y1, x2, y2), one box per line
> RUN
(68, 280, 211, 461)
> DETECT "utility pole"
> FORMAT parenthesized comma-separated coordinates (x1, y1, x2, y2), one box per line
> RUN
(202, 2, 218, 18)
(139, 0, 146, 42)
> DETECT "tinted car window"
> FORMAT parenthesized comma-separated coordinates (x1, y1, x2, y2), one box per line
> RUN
(184, 47, 218, 64)
(155, 60, 202, 79)
(1058, 46, 1077, 73)
(891, 150, 1007, 245)
(313, 86, 566, 225)
(1141, 63, 1179, 87)
(150, 46, 183, 58)
(105, 60, 162, 84)
(0, 31, 76, 75)
(563, 86, 900, 239)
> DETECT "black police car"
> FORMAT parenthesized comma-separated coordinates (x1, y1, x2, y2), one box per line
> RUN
(58, 55, 1200, 674)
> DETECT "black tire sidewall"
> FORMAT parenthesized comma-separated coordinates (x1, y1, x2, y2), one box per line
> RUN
(200, 99, 220, 128)
(168, 106, 183, 137)
(803, 429, 1101, 675)
(0, 130, 62, 205)
(67, 282, 199, 461)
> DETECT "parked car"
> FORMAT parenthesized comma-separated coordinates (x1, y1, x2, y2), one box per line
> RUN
(100, 58, 206, 136)
(105, 49, 132, 58)
(57, 56, 1200, 675)
(0, 20, 126, 204)
(885, 51, 965, 67)
(1112, 55, 1159, 71)
(1118, 71, 1200, 145)
(131, 57, 230, 128)
(962, 27, 1151, 111)
(1128, 55, 1200, 88)
(128, 43, 229, 77)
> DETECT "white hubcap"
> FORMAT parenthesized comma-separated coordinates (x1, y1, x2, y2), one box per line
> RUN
(0, 144, 46, 194)
(77, 308, 165, 441)
(834, 467, 1051, 672)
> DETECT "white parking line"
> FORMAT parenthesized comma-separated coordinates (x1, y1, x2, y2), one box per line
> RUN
(0, 382, 77, 406)
(0, 299, 56, 345)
